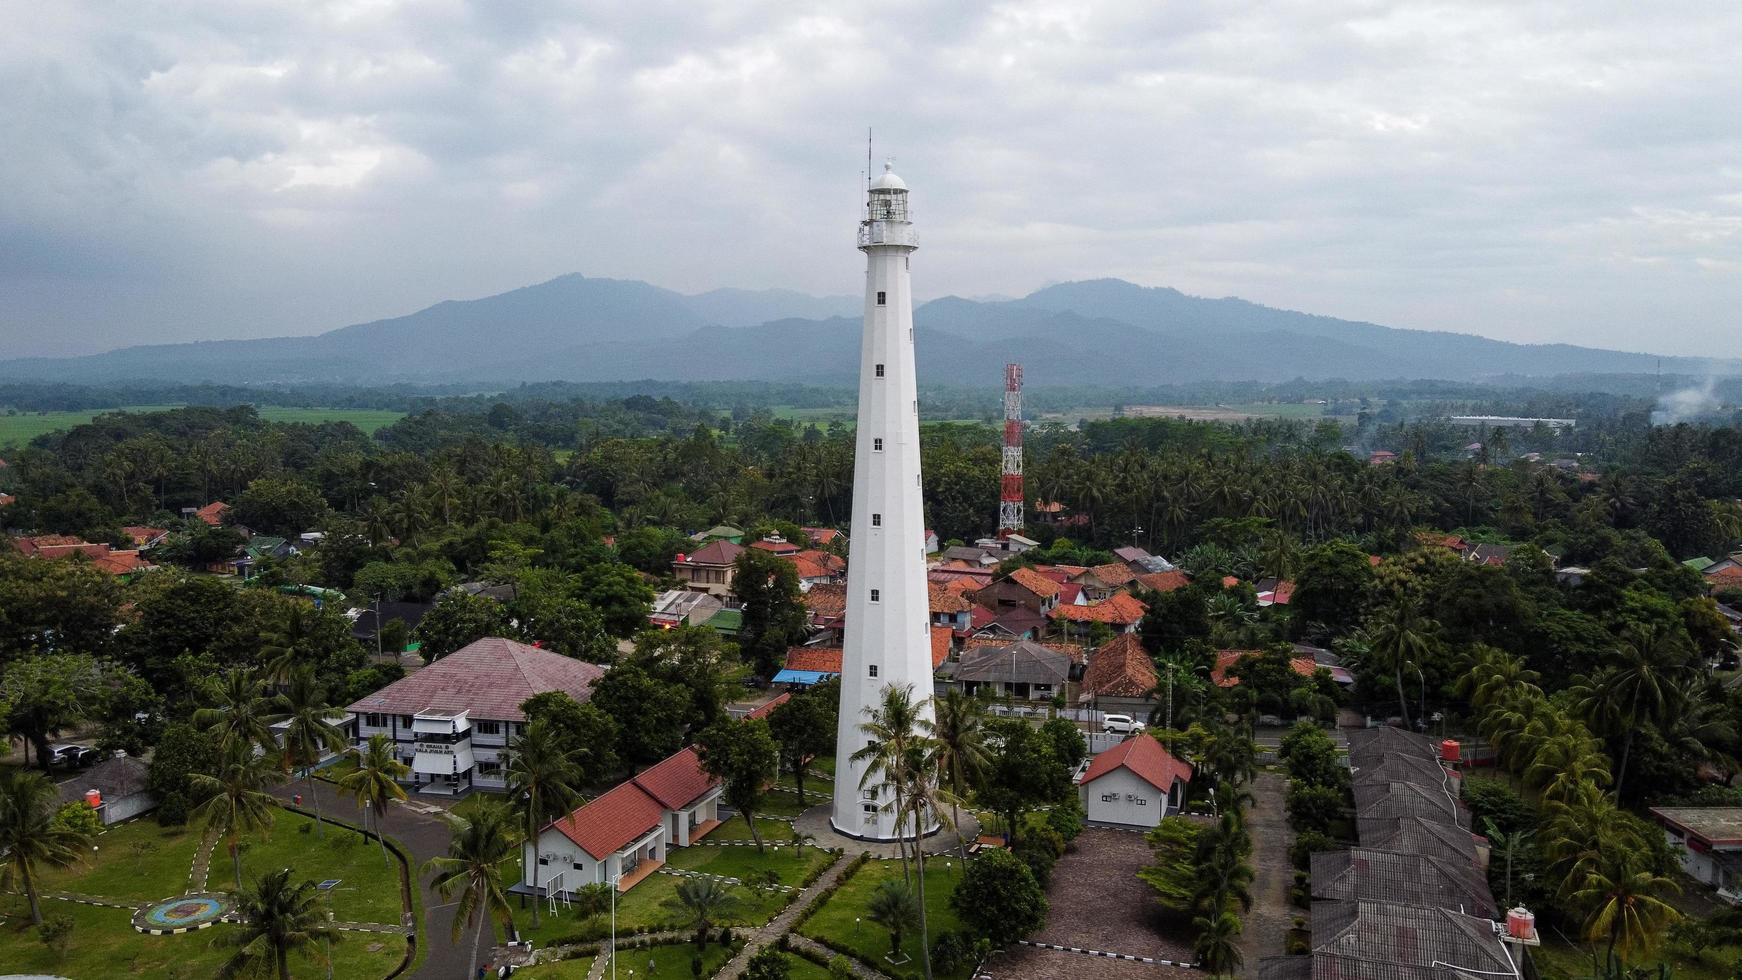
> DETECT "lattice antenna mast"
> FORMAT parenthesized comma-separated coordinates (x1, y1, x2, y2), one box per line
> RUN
(998, 363, 1024, 538)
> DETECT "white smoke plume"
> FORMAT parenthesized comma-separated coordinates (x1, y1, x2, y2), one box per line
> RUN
(1651, 377, 1722, 425)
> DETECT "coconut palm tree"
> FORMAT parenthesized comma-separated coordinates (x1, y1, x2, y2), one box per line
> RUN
(214, 868, 342, 980)
(273, 669, 347, 838)
(1365, 597, 1436, 730)
(424, 799, 520, 980)
(505, 718, 585, 929)
(1572, 625, 1686, 799)
(924, 690, 988, 861)
(663, 876, 742, 951)
(899, 744, 962, 980)
(1573, 849, 1681, 965)
(0, 769, 93, 924)
(1191, 906, 1244, 977)
(853, 684, 928, 882)
(866, 879, 922, 963)
(190, 744, 285, 891)
(337, 734, 410, 867)
(195, 669, 278, 757)
(1484, 821, 1535, 909)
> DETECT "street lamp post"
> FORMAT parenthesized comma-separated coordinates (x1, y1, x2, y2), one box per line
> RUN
(611, 872, 622, 980)
(1411, 663, 1426, 732)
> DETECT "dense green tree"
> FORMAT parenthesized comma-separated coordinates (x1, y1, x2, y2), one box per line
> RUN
(574, 561, 655, 638)
(950, 847, 1047, 947)
(1, 653, 115, 771)
(519, 691, 622, 784)
(1288, 540, 1376, 638)
(232, 477, 330, 536)
(413, 591, 507, 661)
(0, 553, 122, 665)
(766, 690, 834, 805)
(698, 717, 779, 851)
(591, 661, 693, 767)
(732, 548, 810, 678)
(979, 717, 1074, 842)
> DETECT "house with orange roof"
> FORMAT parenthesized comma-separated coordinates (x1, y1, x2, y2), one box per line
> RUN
(523, 745, 724, 899)
(1077, 732, 1193, 828)
(928, 582, 973, 630)
(121, 525, 169, 549)
(790, 549, 845, 589)
(750, 535, 800, 558)
(193, 501, 230, 526)
(973, 566, 1062, 617)
(773, 646, 844, 687)
(0, 493, 14, 508)
(1072, 562, 1140, 601)
(1136, 569, 1191, 593)
(1050, 592, 1147, 638)
(1210, 648, 1349, 687)
(1079, 633, 1159, 717)
(801, 527, 842, 548)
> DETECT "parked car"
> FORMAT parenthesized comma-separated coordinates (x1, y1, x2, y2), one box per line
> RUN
(48, 744, 98, 768)
(1102, 714, 1141, 735)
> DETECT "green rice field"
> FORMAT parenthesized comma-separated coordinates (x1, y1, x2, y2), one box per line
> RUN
(0, 406, 405, 448)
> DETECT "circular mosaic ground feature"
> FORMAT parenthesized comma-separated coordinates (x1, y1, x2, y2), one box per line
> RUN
(133, 893, 230, 934)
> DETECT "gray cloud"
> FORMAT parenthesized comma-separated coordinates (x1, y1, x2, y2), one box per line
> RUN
(2, 0, 1739, 358)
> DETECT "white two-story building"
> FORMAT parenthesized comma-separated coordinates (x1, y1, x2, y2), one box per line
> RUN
(345, 637, 605, 795)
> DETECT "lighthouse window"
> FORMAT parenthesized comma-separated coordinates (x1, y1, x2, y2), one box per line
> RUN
(875, 364, 885, 378)
(868, 664, 879, 678)
(872, 513, 882, 527)
(873, 438, 883, 451)
(870, 589, 881, 603)
(877, 291, 886, 305)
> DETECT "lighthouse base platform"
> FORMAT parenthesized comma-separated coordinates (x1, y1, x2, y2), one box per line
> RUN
(797, 805, 980, 858)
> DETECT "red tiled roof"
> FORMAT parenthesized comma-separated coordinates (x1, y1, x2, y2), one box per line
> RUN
(1136, 570, 1191, 593)
(1211, 649, 1319, 687)
(0, 494, 14, 507)
(1266, 581, 1296, 605)
(1081, 633, 1156, 698)
(1415, 532, 1467, 552)
(1707, 566, 1742, 586)
(931, 626, 952, 669)
(196, 501, 229, 526)
(744, 692, 791, 720)
(1006, 566, 1062, 599)
(751, 538, 799, 556)
(1082, 562, 1139, 588)
(91, 550, 151, 576)
(1031, 566, 1075, 584)
(631, 746, 719, 810)
(802, 584, 847, 618)
(547, 780, 666, 859)
(680, 540, 744, 566)
(802, 527, 842, 546)
(1056, 583, 1084, 606)
(14, 536, 111, 560)
(347, 637, 604, 722)
(986, 605, 1048, 635)
(792, 551, 844, 581)
(121, 526, 167, 546)
(1369, 555, 1384, 567)
(1081, 732, 1192, 792)
(784, 647, 843, 673)
(928, 583, 971, 614)
(967, 604, 997, 629)
(1051, 592, 1147, 624)
(1220, 575, 1240, 588)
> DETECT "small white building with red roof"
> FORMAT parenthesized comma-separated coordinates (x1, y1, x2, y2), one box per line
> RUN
(525, 745, 724, 898)
(1077, 732, 1193, 829)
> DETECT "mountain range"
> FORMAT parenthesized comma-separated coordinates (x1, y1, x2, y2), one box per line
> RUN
(2, 274, 1734, 387)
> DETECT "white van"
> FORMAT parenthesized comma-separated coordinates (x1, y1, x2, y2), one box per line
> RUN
(1102, 714, 1141, 735)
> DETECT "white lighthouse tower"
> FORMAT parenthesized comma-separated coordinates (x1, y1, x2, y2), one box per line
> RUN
(831, 162, 937, 841)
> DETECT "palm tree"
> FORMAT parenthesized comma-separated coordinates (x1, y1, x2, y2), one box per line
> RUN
(899, 745, 961, 980)
(866, 879, 922, 963)
(505, 718, 585, 929)
(214, 868, 342, 980)
(273, 669, 347, 838)
(924, 690, 988, 862)
(853, 684, 929, 882)
(1365, 597, 1435, 729)
(1485, 821, 1535, 908)
(338, 734, 410, 867)
(190, 744, 285, 891)
(1573, 850, 1681, 965)
(1573, 625, 1685, 799)
(663, 876, 742, 951)
(424, 799, 520, 980)
(0, 769, 93, 924)
(1191, 905, 1244, 977)
(195, 669, 278, 757)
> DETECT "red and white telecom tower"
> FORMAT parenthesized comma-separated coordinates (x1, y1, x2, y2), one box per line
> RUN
(998, 362, 1024, 538)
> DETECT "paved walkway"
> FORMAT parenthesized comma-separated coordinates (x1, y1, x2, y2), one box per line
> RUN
(188, 831, 219, 893)
(716, 852, 853, 979)
(792, 804, 980, 859)
(1240, 772, 1296, 967)
(270, 778, 466, 980)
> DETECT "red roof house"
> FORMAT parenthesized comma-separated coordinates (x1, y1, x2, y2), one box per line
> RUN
(1078, 732, 1193, 827)
(195, 501, 230, 526)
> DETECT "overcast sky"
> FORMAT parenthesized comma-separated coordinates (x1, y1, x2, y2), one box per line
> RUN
(4, 1, 1739, 359)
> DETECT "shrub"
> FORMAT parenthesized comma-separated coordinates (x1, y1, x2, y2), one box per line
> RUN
(1462, 779, 1533, 835)
(1014, 830, 1062, 888)
(1045, 796, 1085, 843)
(1284, 782, 1346, 835)
(744, 945, 790, 980)
(156, 791, 189, 826)
(1289, 830, 1337, 870)
(52, 800, 101, 837)
(827, 956, 856, 980)
(931, 931, 968, 974)
(37, 914, 73, 959)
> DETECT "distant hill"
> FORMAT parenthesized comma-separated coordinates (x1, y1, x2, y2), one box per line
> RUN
(2, 274, 1734, 386)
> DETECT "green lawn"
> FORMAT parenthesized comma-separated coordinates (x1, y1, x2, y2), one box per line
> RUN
(1534, 934, 1740, 980)
(0, 896, 403, 979)
(665, 842, 833, 887)
(515, 865, 793, 949)
(253, 406, 405, 433)
(606, 940, 739, 980)
(714, 815, 795, 842)
(517, 953, 596, 977)
(756, 792, 817, 818)
(35, 818, 205, 903)
(785, 952, 835, 980)
(799, 859, 971, 980)
(0, 405, 404, 449)
(236, 809, 406, 924)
